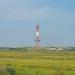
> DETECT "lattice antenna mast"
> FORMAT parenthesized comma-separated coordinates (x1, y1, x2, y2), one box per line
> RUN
(35, 24, 40, 48)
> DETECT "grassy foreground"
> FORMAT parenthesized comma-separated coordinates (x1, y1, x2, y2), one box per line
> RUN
(0, 49, 75, 75)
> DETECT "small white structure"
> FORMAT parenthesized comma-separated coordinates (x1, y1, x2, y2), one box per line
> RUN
(46, 48, 56, 50)
(46, 47, 63, 51)
(58, 48, 63, 51)
(50, 48, 56, 50)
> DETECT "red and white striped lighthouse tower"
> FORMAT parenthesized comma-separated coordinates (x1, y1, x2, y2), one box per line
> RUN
(35, 24, 40, 48)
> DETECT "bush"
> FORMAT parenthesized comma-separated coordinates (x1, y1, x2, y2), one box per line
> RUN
(6, 64, 16, 75)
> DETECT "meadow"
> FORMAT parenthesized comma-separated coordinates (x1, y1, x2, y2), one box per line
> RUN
(0, 48, 75, 75)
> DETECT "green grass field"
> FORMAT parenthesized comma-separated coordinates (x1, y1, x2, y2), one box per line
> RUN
(0, 49, 75, 75)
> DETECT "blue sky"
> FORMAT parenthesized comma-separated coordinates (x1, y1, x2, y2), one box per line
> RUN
(0, 0, 75, 47)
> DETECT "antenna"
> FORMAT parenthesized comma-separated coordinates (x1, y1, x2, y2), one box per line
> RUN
(35, 24, 40, 48)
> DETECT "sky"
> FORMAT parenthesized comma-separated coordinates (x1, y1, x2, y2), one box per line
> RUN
(0, 0, 75, 47)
